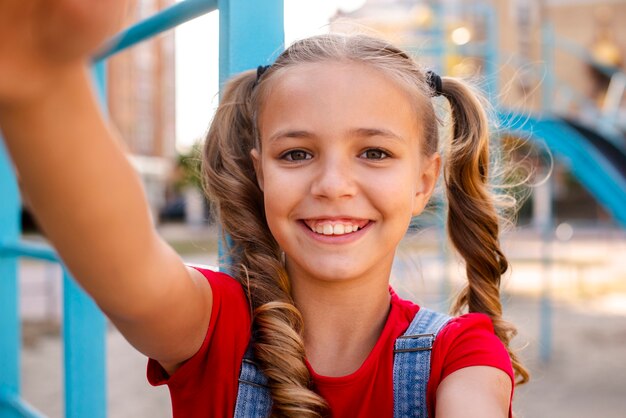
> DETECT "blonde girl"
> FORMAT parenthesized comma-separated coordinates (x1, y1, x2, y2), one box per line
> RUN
(0, 1, 527, 417)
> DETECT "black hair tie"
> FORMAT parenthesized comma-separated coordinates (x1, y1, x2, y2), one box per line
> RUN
(253, 65, 271, 88)
(426, 70, 443, 97)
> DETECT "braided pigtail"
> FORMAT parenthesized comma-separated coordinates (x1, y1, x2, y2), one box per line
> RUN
(202, 70, 327, 417)
(440, 77, 529, 385)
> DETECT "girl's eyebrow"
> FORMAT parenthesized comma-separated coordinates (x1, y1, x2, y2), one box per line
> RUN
(267, 127, 405, 143)
(348, 127, 405, 142)
(267, 129, 314, 143)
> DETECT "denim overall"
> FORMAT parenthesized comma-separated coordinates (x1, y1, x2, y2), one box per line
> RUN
(233, 308, 452, 418)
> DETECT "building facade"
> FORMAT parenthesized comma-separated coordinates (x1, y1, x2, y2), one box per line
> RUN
(107, 0, 177, 217)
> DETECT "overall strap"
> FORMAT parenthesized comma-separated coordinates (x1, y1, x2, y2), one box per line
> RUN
(233, 344, 272, 418)
(393, 308, 452, 418)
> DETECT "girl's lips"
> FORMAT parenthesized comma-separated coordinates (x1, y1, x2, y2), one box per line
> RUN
(302, 218, 370, 233)
(298, 219, 373, 244)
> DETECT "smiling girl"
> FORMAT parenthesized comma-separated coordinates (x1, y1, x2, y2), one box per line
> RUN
(0, 2, 527, 417)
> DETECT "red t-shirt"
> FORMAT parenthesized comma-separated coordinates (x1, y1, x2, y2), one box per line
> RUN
(148, 266, 514, 417)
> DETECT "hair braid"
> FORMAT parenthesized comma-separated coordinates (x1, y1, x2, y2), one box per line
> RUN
(202, 70, 327, 417)
(441, 77, 529, 385)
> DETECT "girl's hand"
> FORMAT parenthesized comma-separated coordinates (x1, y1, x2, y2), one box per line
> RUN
(0, 0, 131, 106)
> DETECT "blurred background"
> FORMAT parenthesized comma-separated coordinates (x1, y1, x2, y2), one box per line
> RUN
(12, 0, 626, 417)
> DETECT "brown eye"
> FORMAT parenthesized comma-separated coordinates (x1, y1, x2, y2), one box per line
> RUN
(283, 150, 312, 161)
(361, 148, 388, 160)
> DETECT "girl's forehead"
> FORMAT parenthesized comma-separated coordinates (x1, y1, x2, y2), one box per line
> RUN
(267, 61, 402, 93)
(258, 61, 423, 144)
(260, 60, 418, 111)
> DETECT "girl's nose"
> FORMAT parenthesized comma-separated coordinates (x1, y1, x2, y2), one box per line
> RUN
(310, 156, 357, 200)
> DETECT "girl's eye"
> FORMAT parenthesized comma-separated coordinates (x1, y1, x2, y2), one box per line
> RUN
(361, 148, 389, 160)
(282, 150, 312, 161)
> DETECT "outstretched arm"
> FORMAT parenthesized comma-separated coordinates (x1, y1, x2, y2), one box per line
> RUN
(0, 0, 212, 372)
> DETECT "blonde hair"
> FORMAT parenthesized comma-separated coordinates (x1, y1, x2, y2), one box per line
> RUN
(202, 33, 528, 417)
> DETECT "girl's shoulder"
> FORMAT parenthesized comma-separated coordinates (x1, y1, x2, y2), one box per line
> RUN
(390, 291, 510, 374)
(439, 311, 498, 337)
(434, 312, 513, 376)
(427, 312, 515, 415)
(390, 290, 511, 375)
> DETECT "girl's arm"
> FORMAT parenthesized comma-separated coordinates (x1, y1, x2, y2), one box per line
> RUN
(435, 366, 512, 417)
(0, 1, 212, 372)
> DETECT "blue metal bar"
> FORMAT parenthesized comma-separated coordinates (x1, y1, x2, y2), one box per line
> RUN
(499, 111, 626, 227)
(0, 390, 47, 418)
(62, 268, 107, 418)
(218, 0, 284, 87)
(431, 2, 446, 75)
(482, 5, 499, 103)
(541, 21, 555, 113)
(94, 0, 218, 62)
(59, 59, 109, 418)
(0, 241, 60, 262)
(217, 0, 284, 267)
(0, 134, 21, 418)
(539, 165, 554, 363)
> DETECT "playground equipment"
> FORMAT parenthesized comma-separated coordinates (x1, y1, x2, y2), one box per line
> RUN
(449, 6, 626, 227)
(389, 2, 626, 363)
(1, 0, 625, 416)
(370, 1, 626, 225)
(0, 0, 283, 416)
(428, 4, 626, 363)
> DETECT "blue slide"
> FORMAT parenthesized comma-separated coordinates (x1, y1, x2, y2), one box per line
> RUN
(499, 111, 626, 227)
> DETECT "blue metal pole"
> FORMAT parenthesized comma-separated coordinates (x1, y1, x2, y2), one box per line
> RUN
(431, 2, 445, 74)
(218, 0, 284, 87)
(217, 0, 284, 268)
(95, 0, 218, 62)
(541, 21, 555, 113)
(62, 269, 107, 418)
(483, 5, 499, 105)
(539, 167, 554, 363)
(62, 62, 108, 418)
(0, 132, 21, 418)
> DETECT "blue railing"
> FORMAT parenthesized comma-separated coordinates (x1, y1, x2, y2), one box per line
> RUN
(0, 0, 284, 416)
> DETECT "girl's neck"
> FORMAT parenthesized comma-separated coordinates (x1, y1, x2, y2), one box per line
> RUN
(289, 264, 392, 377)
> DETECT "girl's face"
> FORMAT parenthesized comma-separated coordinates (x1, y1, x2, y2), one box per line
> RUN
(252, 61, 440, 286)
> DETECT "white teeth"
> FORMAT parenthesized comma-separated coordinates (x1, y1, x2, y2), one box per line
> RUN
(310, 222, 362, 236)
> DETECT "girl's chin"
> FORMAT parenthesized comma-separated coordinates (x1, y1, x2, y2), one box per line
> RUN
(286, 257, 380, 285)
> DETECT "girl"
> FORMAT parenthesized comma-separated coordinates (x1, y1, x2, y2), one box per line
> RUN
(0, 1, 528, 417)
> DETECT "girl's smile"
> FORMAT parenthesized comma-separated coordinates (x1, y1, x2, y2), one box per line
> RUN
(252, 61, 440, 286)
(302, 218, 371, 236)
(299, 218, 373, 244)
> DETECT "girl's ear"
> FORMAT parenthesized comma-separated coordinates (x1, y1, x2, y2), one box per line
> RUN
(250, 148, 264, 191)
(412, 153, 441, 216)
